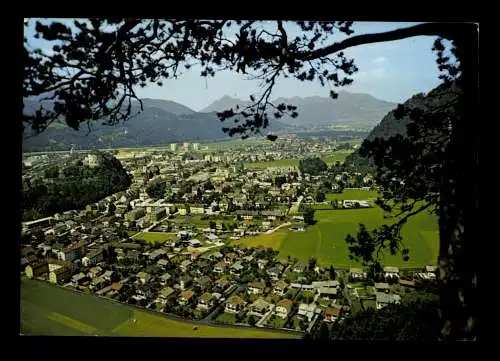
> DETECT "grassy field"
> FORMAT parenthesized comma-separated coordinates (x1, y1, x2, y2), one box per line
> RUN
(132, 232, 176, 243)
(244, 150, 354, 169)
(234, 203, 439, 268)
(326, 189, 379, 201)
(21, 280, 299, 338)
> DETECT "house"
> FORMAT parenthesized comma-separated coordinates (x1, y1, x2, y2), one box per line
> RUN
(230, 261, 244, 276)
(292, 263, 306, 273)
(374, 282, 390, 293)
(88, 266, 104, 279)
(102, 270, 116, 283)
(224, 252, 238, 264)
(298, 303, 320, 322)
(383, 266, 400, 279)
(425, 265, 437, 273)
(398, 279, 416, 288)
(225, 295, 245, 313)
(90, 276, 108, 291)
(111, 282, 123, 292)
(317, 287, 338, 299)
(248, 281, 266, 295)
(197, 292, 215, 310)
(213, 261, 227, 274)
(179, 260, 192, 272)
(149, 249, 167, 261)
(257, 259, 269, 270)
(179, 275, 193, 290)
(215, 277, 231, 291)
(249, 298, 272, 317)
(266, 266, 283, 281)
(275, 299, 293, 319)
(158, 287, 175, 301)
(159, 273, 171, 285)
(350, 267, 367, 280)
(71, 272, 88, 286)
(324, 306, 343, 323)
(136, 271, 151, 284)
(194, 275, 212, 291)
(376, 292, 401, 310)
(189, 239, 202, 248)
(178, 290, 195, 305)
(273, 280, 289, 296)
(157, 259, 170, 268)
(312, 281, 340, 289)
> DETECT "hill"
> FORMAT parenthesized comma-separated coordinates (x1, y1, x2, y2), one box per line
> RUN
(343, 83, 461, 170)
(139, 98, 195, 115)
(201, 91, 396, 128)
(22, 102, 287, 152)
(21, 151, 131, 221)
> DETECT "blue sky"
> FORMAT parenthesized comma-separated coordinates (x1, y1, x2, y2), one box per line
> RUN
(25, 20, 443, 111)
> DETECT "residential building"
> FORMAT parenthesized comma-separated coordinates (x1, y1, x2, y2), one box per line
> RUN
(275, 299, 293, 319)
(324, 306, 343, 323)
(213, 261, 227, 274)
(197, 293, 215, 310)
(374, 282, 390, 293)
(158, 287, 175, 301)
(350, 267, 367, 280)
(179, 275, 193, 290)
(225, 295, 244, 314)
(273, 280, 289, 296)
(136, 271, 151, 284)
(249, 298, 272, 317)
(248, 281, 266, 295)
(298, 303, 320, 322)
(88, 266, 104, 279)
(178, 290, 195, 305)
(49, 265, 73, 284)
(376, 292, 401, 310)
(383, 266, 400, 279)
(317, 287, 338, 299)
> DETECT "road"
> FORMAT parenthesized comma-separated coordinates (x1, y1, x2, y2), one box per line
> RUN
(265, 222, 292, 234)
(288, 195, 304, 215)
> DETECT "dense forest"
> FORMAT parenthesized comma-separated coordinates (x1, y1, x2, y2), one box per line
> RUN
(21, 151, 131, 221)
(299, 157, 328, 176)
(343, 83, 460, 172)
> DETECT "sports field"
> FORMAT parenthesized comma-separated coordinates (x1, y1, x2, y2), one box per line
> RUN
(21, 280, 299, 338)
(132, 232, 176, 243)
(234, 200, 439, 268)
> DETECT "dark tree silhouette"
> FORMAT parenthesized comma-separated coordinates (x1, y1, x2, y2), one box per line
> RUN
(303, 206, 315, 225)
(23, 19, 478, 341)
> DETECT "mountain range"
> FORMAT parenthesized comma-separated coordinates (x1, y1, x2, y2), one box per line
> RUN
(201, 91, 396, 128)
(22, 90, 396, 152)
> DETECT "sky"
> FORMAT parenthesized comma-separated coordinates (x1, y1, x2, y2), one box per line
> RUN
(25, 20, 443, 111)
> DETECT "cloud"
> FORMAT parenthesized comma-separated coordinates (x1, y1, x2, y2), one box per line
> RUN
(372, 56, 386, 64)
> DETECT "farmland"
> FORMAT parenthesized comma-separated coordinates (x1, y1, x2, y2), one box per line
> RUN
(234, 202, 439, 268)
(20, 279, 299, 338)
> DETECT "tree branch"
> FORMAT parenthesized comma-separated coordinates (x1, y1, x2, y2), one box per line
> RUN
(296, 22, 465, 61)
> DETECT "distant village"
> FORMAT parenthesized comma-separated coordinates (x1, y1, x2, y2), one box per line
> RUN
(21, 138, 438, 334)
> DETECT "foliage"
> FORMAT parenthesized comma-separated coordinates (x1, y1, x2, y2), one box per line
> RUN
(328, 294, 439, 341)
(21, 151, 131, 221)
(303, 206, 315, 225)
(146, 179, 167, 200)
(299, 157, 328, 176)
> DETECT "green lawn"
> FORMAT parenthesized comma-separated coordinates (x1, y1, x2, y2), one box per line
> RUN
(326, 189, 379, 201)
(236, 203, 439, 268)
(21, 280, 298, 338)
(321, 150, 354, 164)
(132, 232, 176, 243)
(362, 299, 377, 310)
(216, 312, 237, 324)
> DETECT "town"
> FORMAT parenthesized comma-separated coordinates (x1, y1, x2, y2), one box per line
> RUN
(21, 137, 438, 336)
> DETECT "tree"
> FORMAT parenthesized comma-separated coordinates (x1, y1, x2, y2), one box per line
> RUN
(308, 257, 317, 271)
(248, 315, 257, 327)
(209, 221, 217, 230)
(24, 19, 478, 341)
(221, 223, 227, 231)
(303, 206, 315, 225)
(299, 157, 328, 176)
(329, 265, 336, 280)
(315, 191, 326, 203)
